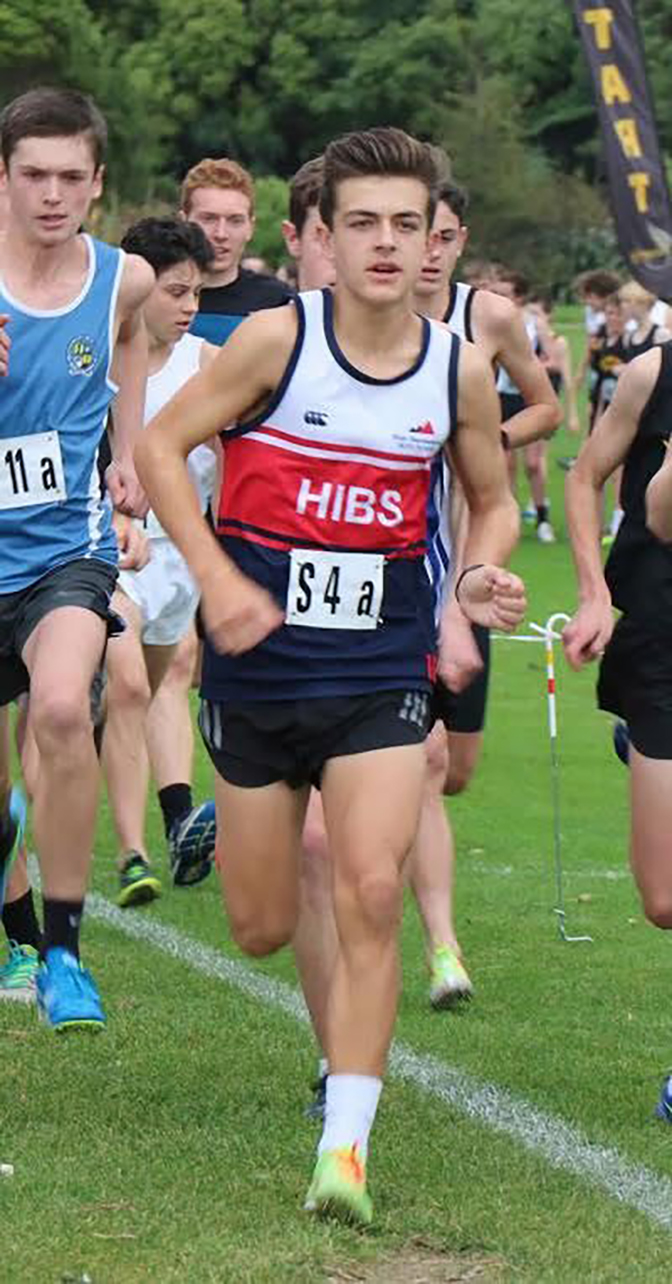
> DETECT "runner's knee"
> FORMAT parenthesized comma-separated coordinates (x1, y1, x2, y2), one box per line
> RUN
(29, 686, 93, 753)
(340, 861, 402, 935)
(107, 654, 151, 717)
(229, 908, 297, 957)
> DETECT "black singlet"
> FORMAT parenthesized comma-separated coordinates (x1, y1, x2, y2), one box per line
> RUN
(605, 343, 672, 624)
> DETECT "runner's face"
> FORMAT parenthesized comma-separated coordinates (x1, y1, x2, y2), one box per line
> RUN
(327, 176, 430, 305)
(283, 206, 336, 290)
(186, 187, 254, 277)
(604, 301, 624, 336)
(416, 201, 467, 298)
(145, 261, 203, 344)
(5, 135, 102, 246)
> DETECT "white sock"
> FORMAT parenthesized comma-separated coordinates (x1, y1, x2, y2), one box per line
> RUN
(318, 1057, 329, 1081)
(318, 1074, 382, 1159)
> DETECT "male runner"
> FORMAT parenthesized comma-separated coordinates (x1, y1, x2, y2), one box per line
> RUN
(572, 269, 623, 432)
(564, 344, 672, 1120)
(136, 127, 525, 1223)
(101, 217, 219, 904)
(0, 87, 153, 1029)
(410, 181, 559, 1002)
(281, 156, 336, 292)
(181, 156, 292, 343)
(489, 268, 557, 541)
(144, 158, 296, 882)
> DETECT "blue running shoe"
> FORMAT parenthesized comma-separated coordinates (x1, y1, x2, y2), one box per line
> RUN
(613, 721, 630, 767)
(656, 1074, 672, 1122)
(168, 801, 216, 888)
(36, 948, 106, 1032)
(0, 787, 27, 918)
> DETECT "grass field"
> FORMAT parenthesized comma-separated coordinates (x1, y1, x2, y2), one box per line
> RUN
(5, 318, 672, 1283)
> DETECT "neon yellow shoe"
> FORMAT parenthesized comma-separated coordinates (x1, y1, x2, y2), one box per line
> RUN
(429, 944, 473, 1009)
(304, 1144, 373, 1226)
(117, 853, 161, 909)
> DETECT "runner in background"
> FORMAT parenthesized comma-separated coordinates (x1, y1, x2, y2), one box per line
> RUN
(141, 159, 295, 882)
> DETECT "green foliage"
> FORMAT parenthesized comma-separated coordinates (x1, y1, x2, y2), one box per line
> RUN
(3, 0, 669, 281)
(248, 176, 290, 268)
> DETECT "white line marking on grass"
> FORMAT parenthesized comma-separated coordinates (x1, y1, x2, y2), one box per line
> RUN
(467, 862, 629, 881)
(87, 891, 672, 1234)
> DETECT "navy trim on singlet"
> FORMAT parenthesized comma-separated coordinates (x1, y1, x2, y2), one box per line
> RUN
(447, 332, 460, 434)
(463, 287, 475, 343)
(220, 518, 427, 555)
(444, 283, 457, 327)
(322, 288, 430, 386)
(443, 283, 475, 343)
(224, 296, 306, 442)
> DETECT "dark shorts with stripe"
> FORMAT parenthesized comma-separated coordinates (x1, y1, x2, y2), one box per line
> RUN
(431, 625, 491, 734)
(199, 688, 431, 789)
(0, 559, 121, 707)
(598, 614, 672, 759)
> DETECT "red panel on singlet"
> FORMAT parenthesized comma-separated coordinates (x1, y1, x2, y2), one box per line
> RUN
(217, 422, 432, 554)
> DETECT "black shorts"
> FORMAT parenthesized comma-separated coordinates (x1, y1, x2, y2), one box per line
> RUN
(432, 625, 490, 734)
(0, 559, 121, 706)
(199, 688, 431, 789)
(598, 614, 672, 758)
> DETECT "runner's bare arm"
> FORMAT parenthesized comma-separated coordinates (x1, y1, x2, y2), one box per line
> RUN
(477, 292, 561, 447)
(135, 307, 298, 654)
(563, 348, 661, 669)
(444, 342, 525, 633)
(646, 437, 672, 543)
(107, 254, 155, 517)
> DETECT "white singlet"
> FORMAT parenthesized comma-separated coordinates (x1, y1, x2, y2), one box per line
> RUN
(118, 332, 217, 645)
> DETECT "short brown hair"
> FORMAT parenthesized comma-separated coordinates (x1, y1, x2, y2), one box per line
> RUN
(0, 87, 107, 170)
(436, 179, 468, 225)
(495, 266, 529, 300)
(319, 127, 437, 229)
(573, 269, 622, 300)
(289, 156, 324, 236)
(180, 158, 255, 215)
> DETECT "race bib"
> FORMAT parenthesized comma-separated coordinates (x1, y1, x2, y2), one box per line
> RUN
(0, 431, 67, 510)
(286, 548, 384, 630)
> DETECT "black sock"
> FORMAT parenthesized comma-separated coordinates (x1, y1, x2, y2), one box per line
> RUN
(42, 898, 84, 959)
(158, 784, 193, 837)
(0, 803, 17, 863)
(2, 890, 42, 952)
(536, 503, 549, 526)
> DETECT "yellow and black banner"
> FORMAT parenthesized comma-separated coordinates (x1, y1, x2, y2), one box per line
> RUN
(573, 1, 672, 301)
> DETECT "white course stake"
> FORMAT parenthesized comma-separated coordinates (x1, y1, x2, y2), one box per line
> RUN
(529, 613, 593, 944)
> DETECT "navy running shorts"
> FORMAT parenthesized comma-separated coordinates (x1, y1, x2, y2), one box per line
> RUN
(199, 688, 432, 789)
(0, 558, 121, 706)
(598, 614, 672, 759)
(431, 625, 490, 735)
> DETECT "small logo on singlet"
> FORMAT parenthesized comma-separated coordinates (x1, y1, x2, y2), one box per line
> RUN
(409, 420, 435, 436)
(304, 409, 329, 427)
(66, 335, 98, 377)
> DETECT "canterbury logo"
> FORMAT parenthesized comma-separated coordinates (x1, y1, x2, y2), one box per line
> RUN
(304, 410, 329, 427)
(409, 421, 434, 436)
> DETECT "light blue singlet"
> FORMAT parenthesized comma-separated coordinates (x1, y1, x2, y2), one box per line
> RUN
(0, 234, 122, 594)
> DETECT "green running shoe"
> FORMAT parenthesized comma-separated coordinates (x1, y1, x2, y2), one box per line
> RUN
(117, 853, 161, 909)
(0, 942, 39, 1003)
(429, 944, 473, 1009)
(304, 1145, 373, 1226)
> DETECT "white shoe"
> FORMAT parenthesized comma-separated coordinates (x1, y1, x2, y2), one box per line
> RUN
(536, 520, 556, 544)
